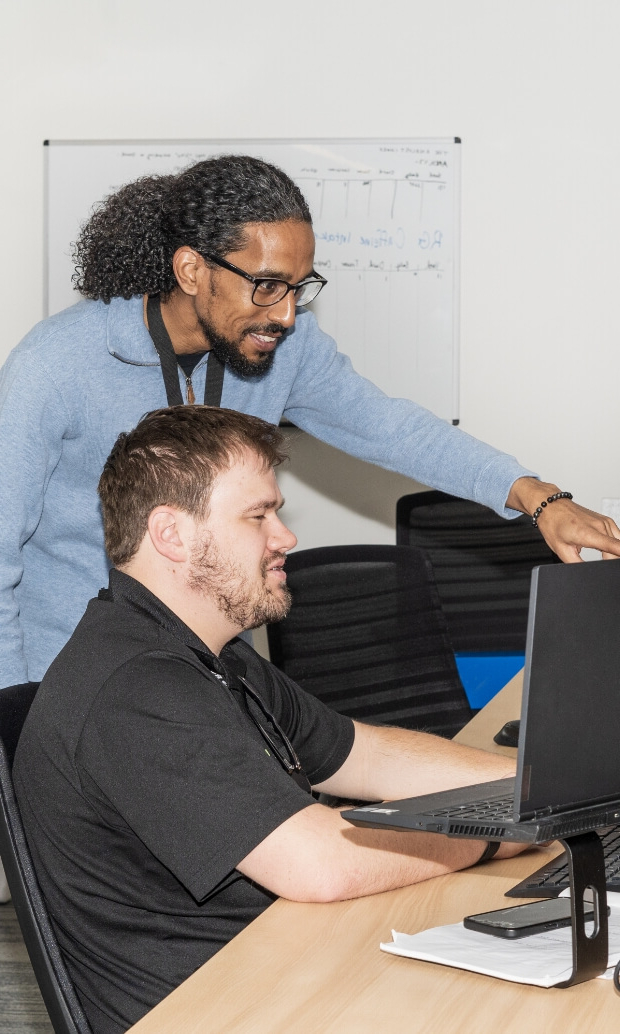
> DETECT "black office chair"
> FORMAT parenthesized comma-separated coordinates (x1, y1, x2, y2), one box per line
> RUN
(267, 544, 472, 738)
(0, 682, 92, 1034)
(395, 490, 561, 653)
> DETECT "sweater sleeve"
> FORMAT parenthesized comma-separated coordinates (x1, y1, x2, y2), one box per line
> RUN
(281, 312, 536, 518)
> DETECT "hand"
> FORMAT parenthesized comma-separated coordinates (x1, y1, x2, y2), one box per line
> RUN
(506, 477, 620, 562)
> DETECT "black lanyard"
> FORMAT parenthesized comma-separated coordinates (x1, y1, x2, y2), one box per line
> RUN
(146, 294, 225, 407)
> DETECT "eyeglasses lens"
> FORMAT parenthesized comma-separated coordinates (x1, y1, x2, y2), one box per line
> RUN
(251, 279, 326, 307)
(252, 281, 287, 306)
(295, 281, 324, 305)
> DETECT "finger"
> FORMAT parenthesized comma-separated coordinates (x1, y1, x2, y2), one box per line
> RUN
(582, 532, 620, 558)
(550, 544, 584, 564)
(537, 514, 620, 561)
(551, 534, 620, 561)
(593, 514, 620, 541)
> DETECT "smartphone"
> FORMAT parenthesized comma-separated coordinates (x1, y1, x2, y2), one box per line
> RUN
(463, 898, 606, 939)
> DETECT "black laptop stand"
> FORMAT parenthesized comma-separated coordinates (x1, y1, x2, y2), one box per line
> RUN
(555, 831, 608, 986)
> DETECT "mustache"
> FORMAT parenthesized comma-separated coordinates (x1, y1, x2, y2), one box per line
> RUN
(245, 323, 286, 337)
(261, 551, 289, 576)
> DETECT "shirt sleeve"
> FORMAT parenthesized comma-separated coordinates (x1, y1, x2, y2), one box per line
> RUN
(76, 651, 325, 903)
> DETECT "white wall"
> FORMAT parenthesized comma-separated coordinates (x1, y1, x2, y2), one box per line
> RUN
(2, 0, 620, 550)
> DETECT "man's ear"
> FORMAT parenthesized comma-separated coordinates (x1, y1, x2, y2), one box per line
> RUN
(172, 246, 208, 297)
(147, 506, 189, 563)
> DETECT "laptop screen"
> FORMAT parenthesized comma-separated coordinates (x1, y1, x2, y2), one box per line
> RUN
(516, 560, 620, 818)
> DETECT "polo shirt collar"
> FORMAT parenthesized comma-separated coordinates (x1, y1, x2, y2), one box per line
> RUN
(102, 570, 245, 678)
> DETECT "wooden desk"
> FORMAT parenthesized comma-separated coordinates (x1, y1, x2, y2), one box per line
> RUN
(129, 674, 620, 1033)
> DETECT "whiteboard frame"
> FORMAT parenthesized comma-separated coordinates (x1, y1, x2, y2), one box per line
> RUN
(44, 137, 461, 422)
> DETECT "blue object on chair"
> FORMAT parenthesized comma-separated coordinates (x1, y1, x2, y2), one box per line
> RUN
(454, 652, 525, 710)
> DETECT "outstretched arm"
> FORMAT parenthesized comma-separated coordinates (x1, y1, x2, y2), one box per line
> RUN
(507, 477, 620, 561)
(236, 801, 521, 903)
(314, 720, 516, 804)
(236, 721, 524, 903)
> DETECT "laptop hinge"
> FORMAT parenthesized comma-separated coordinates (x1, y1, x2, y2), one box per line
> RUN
(525, 796, 620, 824)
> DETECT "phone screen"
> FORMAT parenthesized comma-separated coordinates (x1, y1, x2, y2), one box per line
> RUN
(463, 898, 598, 939)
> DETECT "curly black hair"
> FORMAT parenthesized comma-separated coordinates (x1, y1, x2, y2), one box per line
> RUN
(72, 154, 312, 302)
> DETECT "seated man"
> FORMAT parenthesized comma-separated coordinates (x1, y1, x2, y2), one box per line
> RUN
(14, 406, 523, 1034)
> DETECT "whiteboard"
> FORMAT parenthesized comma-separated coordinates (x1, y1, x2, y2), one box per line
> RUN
(45, 139, 460, 421)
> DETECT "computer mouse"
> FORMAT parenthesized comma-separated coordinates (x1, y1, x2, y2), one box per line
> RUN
(493, 719, 520, 748)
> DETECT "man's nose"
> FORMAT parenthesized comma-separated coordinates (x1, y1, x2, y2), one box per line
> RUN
(270, 516, 297, 553)
(265, 290, 296, 328)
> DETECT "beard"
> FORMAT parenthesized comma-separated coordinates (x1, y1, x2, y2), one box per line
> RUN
(188, 537, 292, 631)
(197, 314, 282, 378)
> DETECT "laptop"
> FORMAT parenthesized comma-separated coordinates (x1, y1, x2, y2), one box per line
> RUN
(343, 559, 620, 845)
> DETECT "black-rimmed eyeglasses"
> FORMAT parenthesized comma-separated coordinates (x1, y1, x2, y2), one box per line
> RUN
(205, 253, 327, 307)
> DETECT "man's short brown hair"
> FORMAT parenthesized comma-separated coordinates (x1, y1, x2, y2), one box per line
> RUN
(98, 406, 286, 566)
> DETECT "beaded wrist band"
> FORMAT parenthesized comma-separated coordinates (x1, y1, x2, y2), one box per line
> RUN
(531, 491, 573, 528)
(478, 841, 500, 864)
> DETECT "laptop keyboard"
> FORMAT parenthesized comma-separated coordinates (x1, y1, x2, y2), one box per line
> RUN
(427, 792, 515, 821)
(506, 825, 620, 898)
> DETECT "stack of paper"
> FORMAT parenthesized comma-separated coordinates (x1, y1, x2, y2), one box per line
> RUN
(381, 895, 620, 986)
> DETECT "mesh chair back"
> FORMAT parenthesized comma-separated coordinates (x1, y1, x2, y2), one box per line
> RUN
(396, 490, 561, 652)
(0, 683, 92, 1034)
(267, 544, 472, 737)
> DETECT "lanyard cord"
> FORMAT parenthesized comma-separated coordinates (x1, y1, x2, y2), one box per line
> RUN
(146, 294, 225, 407)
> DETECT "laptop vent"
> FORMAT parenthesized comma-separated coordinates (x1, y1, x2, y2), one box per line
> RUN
(449, 824, 507, 838)
(546, 813, 619, 839)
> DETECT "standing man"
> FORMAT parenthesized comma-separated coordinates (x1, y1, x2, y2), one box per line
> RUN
(0, 154, 618, 689)
(14, 406, 525, 1034)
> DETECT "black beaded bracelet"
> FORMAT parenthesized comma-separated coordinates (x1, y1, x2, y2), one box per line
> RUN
(478, 841, 500, 864)
(531, 491, 573, 528)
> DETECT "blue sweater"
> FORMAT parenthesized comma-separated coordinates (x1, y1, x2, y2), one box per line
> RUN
(0, 296, 533, 685)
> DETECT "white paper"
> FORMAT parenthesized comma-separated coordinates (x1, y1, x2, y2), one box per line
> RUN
(381, 895, 620, 987)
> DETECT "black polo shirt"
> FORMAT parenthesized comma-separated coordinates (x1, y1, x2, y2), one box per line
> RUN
(14, 571, 354, 1034)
